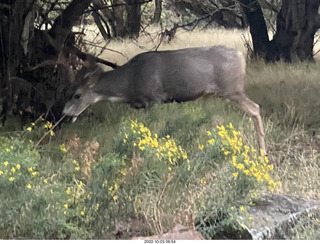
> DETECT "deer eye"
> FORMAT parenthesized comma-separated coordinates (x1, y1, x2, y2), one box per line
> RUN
(74, 94, 81, 99)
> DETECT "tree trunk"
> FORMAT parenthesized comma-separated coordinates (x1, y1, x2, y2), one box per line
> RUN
(152, 0, 162, 23)
(49, 0, 92, 50)
(0, 0, 34, 125)
(237, 0, 270, 58)
(267, 0, 320, 62)
(125, 0, 142, 38)
(0, 0, 34, 79)
(92, 11, 111, 39)
(112, 0, 127, 37)
(93, 0, 127, 38)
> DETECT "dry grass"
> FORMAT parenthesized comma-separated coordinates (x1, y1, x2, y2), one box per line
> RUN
(81, 26, 249, 67)
(82, 26, 320, 66)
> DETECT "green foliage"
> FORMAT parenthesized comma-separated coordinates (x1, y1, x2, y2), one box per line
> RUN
(0, 112, 279, 239)
(0, 135, 94, 239)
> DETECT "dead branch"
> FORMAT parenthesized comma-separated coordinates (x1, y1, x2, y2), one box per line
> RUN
(67, 45, 119, 69)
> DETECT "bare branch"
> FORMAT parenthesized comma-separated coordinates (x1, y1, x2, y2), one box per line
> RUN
(67, 45, 119, 69)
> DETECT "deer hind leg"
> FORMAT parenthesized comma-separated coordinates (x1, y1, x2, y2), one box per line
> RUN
(228, 92, 266, 156)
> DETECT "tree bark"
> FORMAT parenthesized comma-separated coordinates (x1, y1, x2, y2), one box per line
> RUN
(1, 0, 34, 78)
(237, 0, 270, 58)
(125, 0, 142, 38)
(93, 0, 127, 38)
(268, 0, 320, 62)
(49, 0, 92, 50)
(92, 11, 111, 39)
(152, 0, 162, 23)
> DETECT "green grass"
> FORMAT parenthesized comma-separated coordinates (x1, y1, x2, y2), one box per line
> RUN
(1, 29, 320, 239)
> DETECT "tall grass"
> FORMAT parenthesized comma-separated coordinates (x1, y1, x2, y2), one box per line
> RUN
(1, 28, 320, 239)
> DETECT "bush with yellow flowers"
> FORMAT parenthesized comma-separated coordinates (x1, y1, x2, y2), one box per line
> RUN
(194, 122, 279, 239)
(0, 115, 280, 239)
(202, 123, 279, 193)
(116, 119, 190, 174)
(0, 123, 95, 239)
(0, 136, 39, 195)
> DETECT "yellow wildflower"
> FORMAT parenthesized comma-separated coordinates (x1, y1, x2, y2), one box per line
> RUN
(200, 177, 206, 186)
(239, 206, 246, 212)
(44, 121, 52, 129)
(232, 172, 239, 179)
(232, 155, 237, 166)
(139, 145, 145, 150)
(77, 181, 83, 189)
(27, 184, 32, 189)
(182, 152, 188, 159)
(198, 144, 204, 151)
(208, 139, 215, 145)
(59, 144, 67, 152)
(0, 170, 3, 175)
(64, 204, 68, 209)
(236, 163, 245, 170)
(81, 211, 85, 216)
(16, 164, 20, 170)
(267, 164, 274, 170)
(27, 127, 32, 132)
(9, 177, 14, 181)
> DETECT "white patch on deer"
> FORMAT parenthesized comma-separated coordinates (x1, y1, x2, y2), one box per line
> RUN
(107, 96, 126, 103)
(93, 96, 104, 103)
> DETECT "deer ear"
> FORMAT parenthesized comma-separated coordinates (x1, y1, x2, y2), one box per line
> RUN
(88, 80, 96, 89)
(86, 66, 102, 89)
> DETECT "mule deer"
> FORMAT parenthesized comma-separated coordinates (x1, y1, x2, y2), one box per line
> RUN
(63, 46, 266, 154)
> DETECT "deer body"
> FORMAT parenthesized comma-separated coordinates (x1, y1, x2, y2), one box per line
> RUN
(63, 46, 266, 154)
